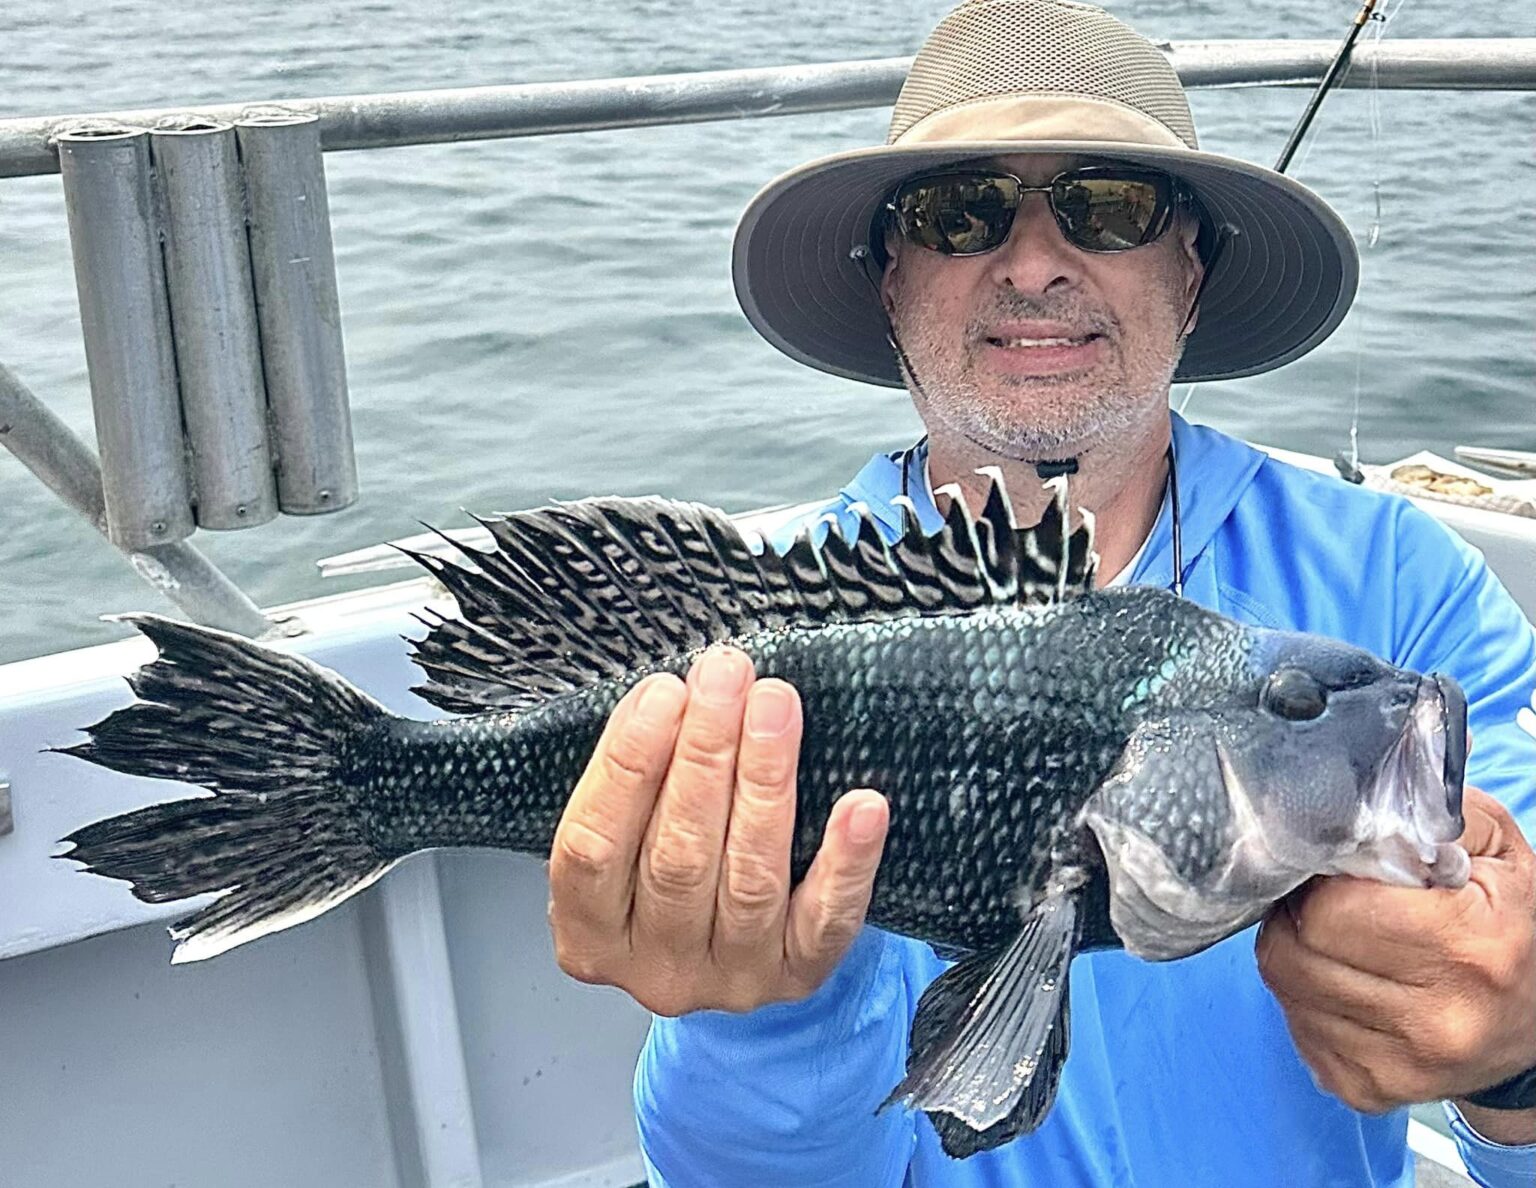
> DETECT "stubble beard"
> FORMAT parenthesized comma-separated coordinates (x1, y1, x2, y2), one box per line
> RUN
(892, 292, 1185, 461)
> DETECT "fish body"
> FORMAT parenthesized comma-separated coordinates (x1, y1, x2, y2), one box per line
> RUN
(57, 478, 1470, 1158)
(334, 592, 1223, 954)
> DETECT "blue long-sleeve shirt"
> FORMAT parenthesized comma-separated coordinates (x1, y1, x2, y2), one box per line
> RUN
(635, 414, 1536, 1187)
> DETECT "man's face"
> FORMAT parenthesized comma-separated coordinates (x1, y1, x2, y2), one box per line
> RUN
(880, 153, 1203, 460)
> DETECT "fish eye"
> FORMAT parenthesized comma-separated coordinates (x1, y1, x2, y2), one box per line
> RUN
(1261, 668, 1328, 721)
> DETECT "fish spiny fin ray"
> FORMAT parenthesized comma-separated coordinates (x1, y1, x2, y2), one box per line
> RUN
(408, 474, 1097, 714)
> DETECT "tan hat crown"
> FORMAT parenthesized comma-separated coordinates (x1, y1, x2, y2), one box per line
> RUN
(889, 0, 1199, 150)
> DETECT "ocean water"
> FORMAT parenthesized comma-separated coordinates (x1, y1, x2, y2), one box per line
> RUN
(0, 0, 1532, 663)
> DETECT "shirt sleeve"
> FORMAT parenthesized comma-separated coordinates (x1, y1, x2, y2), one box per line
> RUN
(1391, 502, 1536, 1182)
(1444, 1104, 1536, 1188)
(633, 927, 919, 1187)
(1391, 501, 1536, 830)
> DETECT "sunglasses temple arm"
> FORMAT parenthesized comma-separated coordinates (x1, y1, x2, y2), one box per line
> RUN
(850, 243, 935, 400)
(1179, 224, 1238, 340)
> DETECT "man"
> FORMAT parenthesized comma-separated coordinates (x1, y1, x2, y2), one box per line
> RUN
(547, 2, 1536, 1184)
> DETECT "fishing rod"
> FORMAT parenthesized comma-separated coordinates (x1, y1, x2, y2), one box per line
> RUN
(1275, 0, 1383, 173)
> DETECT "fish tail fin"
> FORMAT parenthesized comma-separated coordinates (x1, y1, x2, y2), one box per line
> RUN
(55, 614, 397, 963)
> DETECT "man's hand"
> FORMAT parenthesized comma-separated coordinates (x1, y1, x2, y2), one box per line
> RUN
(1257, 787, 1536, 1140)
(547, 646, 890, 1017)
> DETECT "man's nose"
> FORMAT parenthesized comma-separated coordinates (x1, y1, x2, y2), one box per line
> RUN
(985, 192, 1081, 294)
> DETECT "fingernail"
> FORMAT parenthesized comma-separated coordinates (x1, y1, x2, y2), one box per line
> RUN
(745, 683, 794, 738)
(847, 800, 885, 845)
(633, 675, 681, 726)
(696, 649, 749, 703)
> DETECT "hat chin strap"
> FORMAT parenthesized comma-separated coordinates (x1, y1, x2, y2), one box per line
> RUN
(1178, 222, 1237, 341)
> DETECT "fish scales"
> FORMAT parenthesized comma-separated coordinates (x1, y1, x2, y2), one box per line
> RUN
(56, 478, 1471, 1159)
(346, 591, 1248, 957)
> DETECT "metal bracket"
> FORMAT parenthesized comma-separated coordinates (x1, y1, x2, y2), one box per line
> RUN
(1455, 445, 1536, 478)
(0, 780, 12, 836)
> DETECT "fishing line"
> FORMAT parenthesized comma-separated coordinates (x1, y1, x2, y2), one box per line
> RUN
(1344, 0, 1411, 476)
(1275, 0, 1384, 173)
(1272, 0, 1411, 480)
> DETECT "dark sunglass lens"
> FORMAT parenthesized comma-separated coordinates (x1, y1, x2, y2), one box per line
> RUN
(895, 175, 1018, 255)
(1053, 176, 1168, 251)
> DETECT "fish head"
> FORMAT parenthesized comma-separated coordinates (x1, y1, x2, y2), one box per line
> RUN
(1081, 629, 1469, 961)
(1226, 632, 1468, 884)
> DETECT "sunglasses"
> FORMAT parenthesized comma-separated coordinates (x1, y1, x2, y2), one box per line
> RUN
(884, 166, 1189, 258)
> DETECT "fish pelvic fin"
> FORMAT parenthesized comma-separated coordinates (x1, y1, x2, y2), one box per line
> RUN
(54, 614, 396, 963)
(407, 471, 1096, 715)
(882, 886, 1079, 1159)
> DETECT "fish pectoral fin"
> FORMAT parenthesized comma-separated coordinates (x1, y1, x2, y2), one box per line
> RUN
(925, 939, 971, 963)
(882, 891, 1078, 1159)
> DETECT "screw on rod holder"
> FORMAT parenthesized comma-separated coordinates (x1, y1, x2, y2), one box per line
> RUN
(0, 781, 12, 837)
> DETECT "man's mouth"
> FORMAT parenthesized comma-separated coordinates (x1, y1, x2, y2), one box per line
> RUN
(979, 325, 1106, 374)
(985, 334, 1099, 349)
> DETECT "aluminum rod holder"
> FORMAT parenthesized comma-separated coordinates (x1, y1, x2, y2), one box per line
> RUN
(57, 124, 196, 550)
(152, 118, 279, 530)
(235, 111, 357, 516)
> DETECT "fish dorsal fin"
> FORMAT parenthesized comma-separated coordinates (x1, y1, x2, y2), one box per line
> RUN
(407, 472, 1097, 714)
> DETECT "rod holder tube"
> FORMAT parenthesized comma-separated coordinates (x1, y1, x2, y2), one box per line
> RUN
(236, 112, 357, 515)
(57, 124, 196, 550)
(151, 119, 280, 530)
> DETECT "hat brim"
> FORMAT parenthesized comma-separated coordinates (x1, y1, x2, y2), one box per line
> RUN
(732, 141, 1360, 386)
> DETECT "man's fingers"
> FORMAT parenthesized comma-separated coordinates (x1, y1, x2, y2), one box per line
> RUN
(633, 648, 754, 954)
(713, 680, 802, 958)
(783, 789, 888, 993)
(1277, 876, 1477, 981)
(1286, 1011, 1401, 1114)
(1458, 786, 1519, 861)
(549, 674, 687, 956)
(1257, 906, 1408, 1031)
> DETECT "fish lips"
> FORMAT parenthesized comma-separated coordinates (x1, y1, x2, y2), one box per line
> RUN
(1376, 672, 1467, 849)
(1433, 672, 1467, 823)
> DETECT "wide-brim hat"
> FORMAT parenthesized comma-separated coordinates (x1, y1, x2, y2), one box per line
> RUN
(732, 0, 1360, 386)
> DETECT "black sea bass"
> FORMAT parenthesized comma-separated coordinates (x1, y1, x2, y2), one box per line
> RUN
(58, 476, 1470, 1158)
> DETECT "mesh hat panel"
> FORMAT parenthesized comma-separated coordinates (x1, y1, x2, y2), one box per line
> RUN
(890, 0, 1198, 148)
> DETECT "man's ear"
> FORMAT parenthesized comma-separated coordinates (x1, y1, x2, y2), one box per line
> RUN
(879, 237, 901, 318)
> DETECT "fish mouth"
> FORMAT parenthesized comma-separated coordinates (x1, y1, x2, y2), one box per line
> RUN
(1351, 673, 1469, 888)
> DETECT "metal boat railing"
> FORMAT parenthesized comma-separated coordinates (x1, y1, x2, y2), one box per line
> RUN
(3, 39, 1535, 179)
